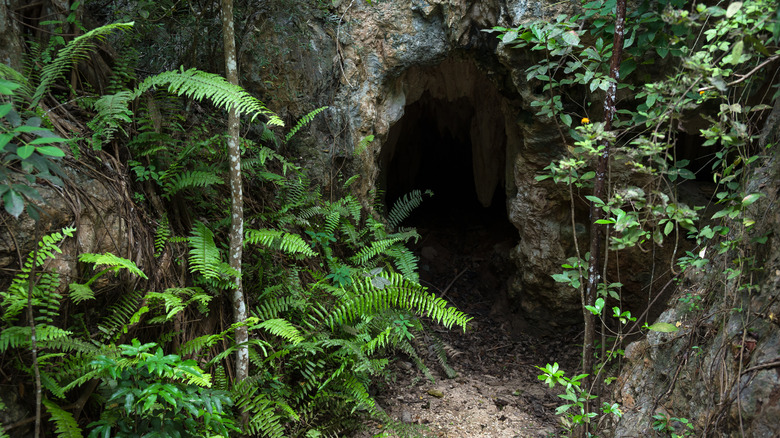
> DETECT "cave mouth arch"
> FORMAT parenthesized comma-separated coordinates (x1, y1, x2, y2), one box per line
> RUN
(378, 57, 519, 315)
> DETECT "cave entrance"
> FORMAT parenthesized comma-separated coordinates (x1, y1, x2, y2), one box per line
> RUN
(378, 58, 518, 316)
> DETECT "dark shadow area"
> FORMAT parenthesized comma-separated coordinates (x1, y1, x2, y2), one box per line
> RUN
(379, 90, 518, 319)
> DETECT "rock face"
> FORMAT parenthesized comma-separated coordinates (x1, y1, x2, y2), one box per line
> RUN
(239, 2, 780, 433)
(613, 111, 780, 437)
(239, 0, 594, 329)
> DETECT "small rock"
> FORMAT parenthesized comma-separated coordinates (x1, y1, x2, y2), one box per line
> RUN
(427, 389, 444, 398)
(401, 411, 412, 423)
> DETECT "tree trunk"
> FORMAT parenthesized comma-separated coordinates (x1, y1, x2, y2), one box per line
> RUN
(221, 0, 248, 384)
(582, 0, 626, 431)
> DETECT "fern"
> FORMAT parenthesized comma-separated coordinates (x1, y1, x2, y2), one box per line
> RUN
(43, 399, 84, 438)
(233, 382, 288, 438)
(387, 189, 432, 230)
(349, 237, 403, 266)
(154, 214, 171, 257)
(32, 22, 134, 107)
(78, 252, 147, 280)
(188, 221, 238, 285)
(327, 271, 471, 331)
(164, 169, 224, 198)
(132, 67, 283, 126)
(95, 289, 145, 342)
(146, 287, 212, 323)
(86, 90, 134, 150)
(354, 134, 374, 156)
(245, 228, 317, 257)
(1, 227, 75, 323)
(251, 318, 304, 344)
(285, 106, 328, 142)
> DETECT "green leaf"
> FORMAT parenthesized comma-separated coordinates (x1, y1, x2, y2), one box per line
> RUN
(552, 273, 571, 283)
(29, 136, 65, 145)
(0, 133, 13, 151)
(502, 30, 518, 44)
(560, 114, 572, 127)
(595, 219, 615, 224)
(0, 103, 12, 117)
(35, 146, 66, 157)
(646, 322, 678, 332)
(585, 195, 604, 205)
(725, 1, 743, 18)
(664, 221, 674, 236)
(3, 189, 24, 218)
(562, 30, 580, 46)
(677, 168, 696, 180)
(729, 40, 744, 65)
(741, 193, 761, 206)
(16, 145, 34, 159)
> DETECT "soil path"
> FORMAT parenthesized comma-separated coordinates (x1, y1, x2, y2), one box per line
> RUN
(353, 203, 581, 437)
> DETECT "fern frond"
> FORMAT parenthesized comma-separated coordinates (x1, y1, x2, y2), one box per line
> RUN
(385, 245, 420, 282)
(87, 90, 134, 150)
(0, 63, 32, 100)
(285, 106, 328, 142)
(96, 289, 145, 341)
(328, 271, 471, 331)
(33, 22, 134, 107)
(233, 383, 287, 438)
(251, 318, 304, 344)
(154, 214, 171, 257)
(42, 399, 83, 438)
(188, 222, 236, 282)
(342, 174, 360, 190)
(349, 237, 403, 266)
(245, 228, 317, 257)
(252, 296, 303, 320)
(79, 252, 147, 280)
(68, 283, 95, 304)
(354, 135, 374, 156)
(164, 169, 224, 198)
(133, 67, 283, 126)
(146, 287, 212, 323)
(429, 334, 458, 379)
(387, 189, 431, 230)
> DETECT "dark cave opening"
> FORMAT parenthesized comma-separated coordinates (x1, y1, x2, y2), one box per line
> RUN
(380, 91, 514, 237)
(379, 88, 518, 317)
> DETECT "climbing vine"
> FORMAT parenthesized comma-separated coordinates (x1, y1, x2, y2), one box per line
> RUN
(491, 0, 778, 434)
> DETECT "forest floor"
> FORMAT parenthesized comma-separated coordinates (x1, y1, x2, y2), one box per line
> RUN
(352, 204, 581, 438)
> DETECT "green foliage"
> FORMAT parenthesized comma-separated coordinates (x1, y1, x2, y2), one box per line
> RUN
(285, 106, 328, 142)
(0, 79, 67, 219)
(187, 221, 239, 288)
(43, 399, 83, 438)
(0, 14, 471, 438)
(493, 0, 778, 433)
(386, 189, 432, 230)
(88, 339, 238, 438)
(132, 67, 283, 125)
(652, 413, 695, 438)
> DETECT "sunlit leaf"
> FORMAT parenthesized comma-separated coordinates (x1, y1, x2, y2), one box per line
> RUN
(646, 322, 678, 333)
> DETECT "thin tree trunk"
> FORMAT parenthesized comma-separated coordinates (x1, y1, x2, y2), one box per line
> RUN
(27, 224, 42, 438)
(221, 0, 248, 384)
(582, 0, 626, 431)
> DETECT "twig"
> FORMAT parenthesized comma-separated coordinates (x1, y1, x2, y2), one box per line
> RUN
(697, 54, 780, 93)
(742, 359, 780, 374)
(440, 268, 468, 299)
(336, 0, 357, 88)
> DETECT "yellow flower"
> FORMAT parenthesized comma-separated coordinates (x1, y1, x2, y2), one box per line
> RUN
(699, 90, 705, 95)
(581, 117, 590, 124)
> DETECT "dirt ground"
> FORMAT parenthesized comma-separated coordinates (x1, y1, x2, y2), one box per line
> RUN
(352, 202, 582, 438)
